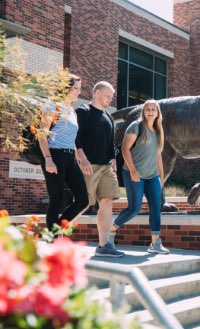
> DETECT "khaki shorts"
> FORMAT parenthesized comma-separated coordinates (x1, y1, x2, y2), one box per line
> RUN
(84, 164, 120, 206)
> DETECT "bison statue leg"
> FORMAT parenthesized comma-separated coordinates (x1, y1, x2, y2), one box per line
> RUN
(162, 141, 178, 212)
(188, 183, 200, 206)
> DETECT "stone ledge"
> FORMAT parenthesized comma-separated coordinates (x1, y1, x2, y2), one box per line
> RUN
(114, 196, 189, 203)
(10, 214, 200, 226)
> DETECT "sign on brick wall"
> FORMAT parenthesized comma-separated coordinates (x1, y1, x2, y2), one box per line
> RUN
(9, 161, 44, 180)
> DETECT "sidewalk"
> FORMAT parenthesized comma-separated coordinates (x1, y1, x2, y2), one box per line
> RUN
(83, 243, 200, 269)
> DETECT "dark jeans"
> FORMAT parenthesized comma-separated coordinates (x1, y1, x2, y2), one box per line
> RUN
(114, 169, 161, 235)
(41, 149, 89, 231)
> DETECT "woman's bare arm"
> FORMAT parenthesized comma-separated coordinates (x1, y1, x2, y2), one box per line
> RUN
(122, 133, 140, 182)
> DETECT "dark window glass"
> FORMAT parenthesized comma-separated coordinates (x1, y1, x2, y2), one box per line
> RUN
(118, 42, 128, 60)
(129, 48, 153, 69)
(117, 44, 167, 109)
(128, 64, 153, 106)
(154, 74, 166, 100)
(117, 60, 128, 109)
(155, 57, 167, 75)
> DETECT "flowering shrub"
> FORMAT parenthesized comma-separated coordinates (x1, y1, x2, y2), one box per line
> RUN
(0, 211, 139, 329)
(18, 216, 78, 243)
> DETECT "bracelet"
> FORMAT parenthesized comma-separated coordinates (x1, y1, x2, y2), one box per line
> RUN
(45, 155, 51, 158)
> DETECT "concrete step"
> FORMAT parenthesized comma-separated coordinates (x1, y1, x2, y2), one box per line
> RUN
(85, 244, 200, 328)
(126, 296, 200, 328)
(87, 248, 200, 287)
(139, 258, 200, 280)
(92, 272, 200, 311)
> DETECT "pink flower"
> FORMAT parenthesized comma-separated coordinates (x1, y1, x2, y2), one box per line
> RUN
(0, 243, 27, 315)
(35, 284, 70, 324)
(13, 285, 35, 314)
(0, 244, 26, 285)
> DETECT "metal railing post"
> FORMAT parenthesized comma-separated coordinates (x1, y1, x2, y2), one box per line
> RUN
(86, 261, 184, 329)
(110, 279, 125, 311)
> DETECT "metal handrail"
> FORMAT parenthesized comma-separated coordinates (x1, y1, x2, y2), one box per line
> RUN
(86, 261, 184, 329)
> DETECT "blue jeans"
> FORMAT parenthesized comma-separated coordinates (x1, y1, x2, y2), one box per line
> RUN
(114, 169, 161, 235)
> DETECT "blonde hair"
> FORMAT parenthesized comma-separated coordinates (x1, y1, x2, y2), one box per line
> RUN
(93, 81, 115, 93)
(140, 99, 164, 152)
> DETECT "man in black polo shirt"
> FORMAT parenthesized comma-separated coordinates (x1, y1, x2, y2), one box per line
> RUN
(76, 81, 124, 257)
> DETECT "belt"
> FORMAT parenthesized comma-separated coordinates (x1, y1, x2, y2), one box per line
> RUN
(51, 148, 75, 155)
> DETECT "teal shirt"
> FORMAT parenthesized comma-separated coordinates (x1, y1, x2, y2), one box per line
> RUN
(123, 121, 159, 179)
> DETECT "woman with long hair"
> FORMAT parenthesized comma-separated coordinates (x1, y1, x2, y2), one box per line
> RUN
(38, 73, 89, 231)
(110, 99, 169, 254)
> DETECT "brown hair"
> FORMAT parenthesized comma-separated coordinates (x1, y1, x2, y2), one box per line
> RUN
(54, 73, 81, 101)
(69, 74, 81, 88)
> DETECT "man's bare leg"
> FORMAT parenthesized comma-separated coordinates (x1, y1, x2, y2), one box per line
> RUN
(97, 198, 113, 246)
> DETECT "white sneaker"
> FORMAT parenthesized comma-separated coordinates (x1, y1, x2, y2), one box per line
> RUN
(147, 239, 170, 254)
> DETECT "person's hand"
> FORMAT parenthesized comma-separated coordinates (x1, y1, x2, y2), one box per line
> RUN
(160, 176, 164, 188)
(45, 157, 58, 174)
(112, 159, 117, 173)
(79, 158, 93, 176)
(130, 169, 140, 182)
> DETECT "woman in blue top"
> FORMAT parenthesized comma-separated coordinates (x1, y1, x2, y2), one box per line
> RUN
(38, 74, 89, 231)
(110, 99, 170, 254)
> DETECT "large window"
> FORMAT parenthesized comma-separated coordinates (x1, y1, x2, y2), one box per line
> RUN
(117, 42, 167, 109)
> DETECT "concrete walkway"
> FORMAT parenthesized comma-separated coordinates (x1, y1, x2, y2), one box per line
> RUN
(83, 243, 200, 267)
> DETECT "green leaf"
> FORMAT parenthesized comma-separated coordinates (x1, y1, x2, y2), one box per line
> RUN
(18, 238, 37, 264)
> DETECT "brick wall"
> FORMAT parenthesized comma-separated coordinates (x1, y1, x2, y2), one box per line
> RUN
(173, 0, 200, 175)
(5, 0, 66, 51)
(64, 13, 71, 68)
(71, 222, 200, 250)
(12, 218, 200, 250)
(174, 0, 200, 95)
(68, 0, 190, 103)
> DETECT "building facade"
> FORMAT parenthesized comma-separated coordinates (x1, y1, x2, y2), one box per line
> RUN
(0, 0, 200, 214)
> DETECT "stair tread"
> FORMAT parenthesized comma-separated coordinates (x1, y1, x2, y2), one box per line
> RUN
(126, 295, 200, 322)
(91, 272, 200, 300)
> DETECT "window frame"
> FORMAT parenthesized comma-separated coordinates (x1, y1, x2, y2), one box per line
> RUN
(118, 41, 168, 108)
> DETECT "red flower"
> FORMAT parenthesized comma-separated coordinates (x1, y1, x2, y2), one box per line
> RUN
(40, 238, 87, 288)
(61, 219, 69, 229)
